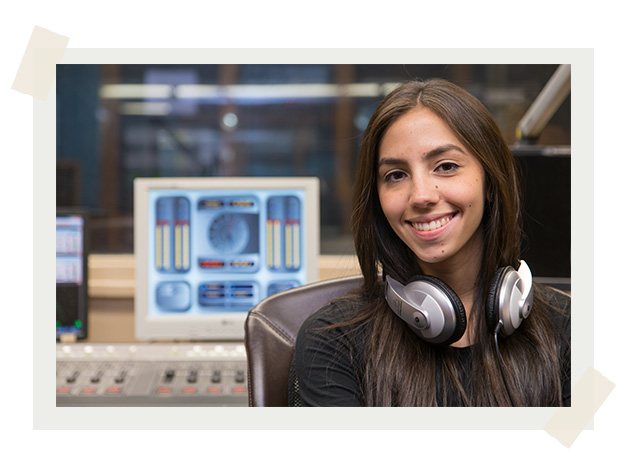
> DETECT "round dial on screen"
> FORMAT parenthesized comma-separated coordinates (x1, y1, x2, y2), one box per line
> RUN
(208, 213, 250, 254)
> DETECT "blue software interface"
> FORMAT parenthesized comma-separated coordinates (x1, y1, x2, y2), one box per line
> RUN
(148, 188, 307, 316)
(56, 212, 87, 338)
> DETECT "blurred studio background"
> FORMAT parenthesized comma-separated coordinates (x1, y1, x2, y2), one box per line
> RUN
(56, 63, 570, 343)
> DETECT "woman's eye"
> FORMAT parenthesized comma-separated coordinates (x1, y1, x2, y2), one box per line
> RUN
(437, 162, 459, 173)
(384, 171, 406, 182)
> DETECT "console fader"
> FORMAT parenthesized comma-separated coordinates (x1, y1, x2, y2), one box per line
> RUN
(56, 342, 249, 407)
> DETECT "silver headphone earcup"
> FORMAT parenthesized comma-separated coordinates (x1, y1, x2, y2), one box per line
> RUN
(485, 267, 510, 334)
(385, 275, 466, 346)
(486, 266, 532, 337)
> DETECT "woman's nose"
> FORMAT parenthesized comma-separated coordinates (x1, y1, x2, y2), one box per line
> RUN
(409, 177, 439, 207)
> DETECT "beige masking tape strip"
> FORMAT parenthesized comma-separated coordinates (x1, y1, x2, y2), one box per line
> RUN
(12, 26, 69, 100)
(544, 367, 615, 447)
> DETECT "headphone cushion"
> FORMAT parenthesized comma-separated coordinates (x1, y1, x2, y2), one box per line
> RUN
(485, 267, 510, 333)
(408, 274, 467, 345)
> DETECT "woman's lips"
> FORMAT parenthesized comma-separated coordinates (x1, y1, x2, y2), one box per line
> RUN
(410, 213, 456, 232)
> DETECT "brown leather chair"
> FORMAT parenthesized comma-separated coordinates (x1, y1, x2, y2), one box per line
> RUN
(244, 275, 363, 407)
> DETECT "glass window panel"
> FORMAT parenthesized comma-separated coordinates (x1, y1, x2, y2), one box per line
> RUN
(56, 64, 571, 260)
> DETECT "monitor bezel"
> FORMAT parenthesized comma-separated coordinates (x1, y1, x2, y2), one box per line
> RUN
(133, 177, 320, 341)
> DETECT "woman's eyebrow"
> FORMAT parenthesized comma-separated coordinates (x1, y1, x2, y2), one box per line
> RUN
(424, 143, 467, 159)
(378, 144, 466, 169)
(377, 157, 406, 169)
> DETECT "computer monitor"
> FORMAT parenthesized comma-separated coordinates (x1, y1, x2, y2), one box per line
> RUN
(134, 177, 320, 341)
(56, 209, 89, 340)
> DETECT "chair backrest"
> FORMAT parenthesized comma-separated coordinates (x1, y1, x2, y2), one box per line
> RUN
(244, 275, 363, 407)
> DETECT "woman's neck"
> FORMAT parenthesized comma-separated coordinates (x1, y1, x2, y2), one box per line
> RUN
(419, 237, 482, 298)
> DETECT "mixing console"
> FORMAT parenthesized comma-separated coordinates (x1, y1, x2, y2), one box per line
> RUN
(56, 342, 249, 407)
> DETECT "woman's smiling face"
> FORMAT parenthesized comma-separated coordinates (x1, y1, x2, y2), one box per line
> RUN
(377, 107, 486, 273)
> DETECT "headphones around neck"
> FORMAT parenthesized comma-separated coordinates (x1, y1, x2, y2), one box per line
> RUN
(384, 260, 533, 346)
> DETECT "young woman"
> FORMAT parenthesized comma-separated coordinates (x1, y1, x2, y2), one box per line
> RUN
(291, 78, 571, 407)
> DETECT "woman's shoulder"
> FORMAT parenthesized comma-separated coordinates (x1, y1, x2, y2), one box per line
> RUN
(292, 294, 370, 406)
(298, 294, 366, 335)
(295, 292, 376, 357)
(534, 282, 570, 318)
(533, 282, 571, 343)
(533, 283, 571, 405)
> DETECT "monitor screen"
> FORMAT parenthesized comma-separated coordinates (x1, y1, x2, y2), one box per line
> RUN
(56, 209, 88, 340)
(134, 177, 320, 340)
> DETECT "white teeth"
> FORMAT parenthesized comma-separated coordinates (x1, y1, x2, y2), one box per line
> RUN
(412, 215, 452, 232)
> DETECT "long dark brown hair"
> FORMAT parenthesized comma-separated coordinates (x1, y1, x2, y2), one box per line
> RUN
(345, 79, 567, 406)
